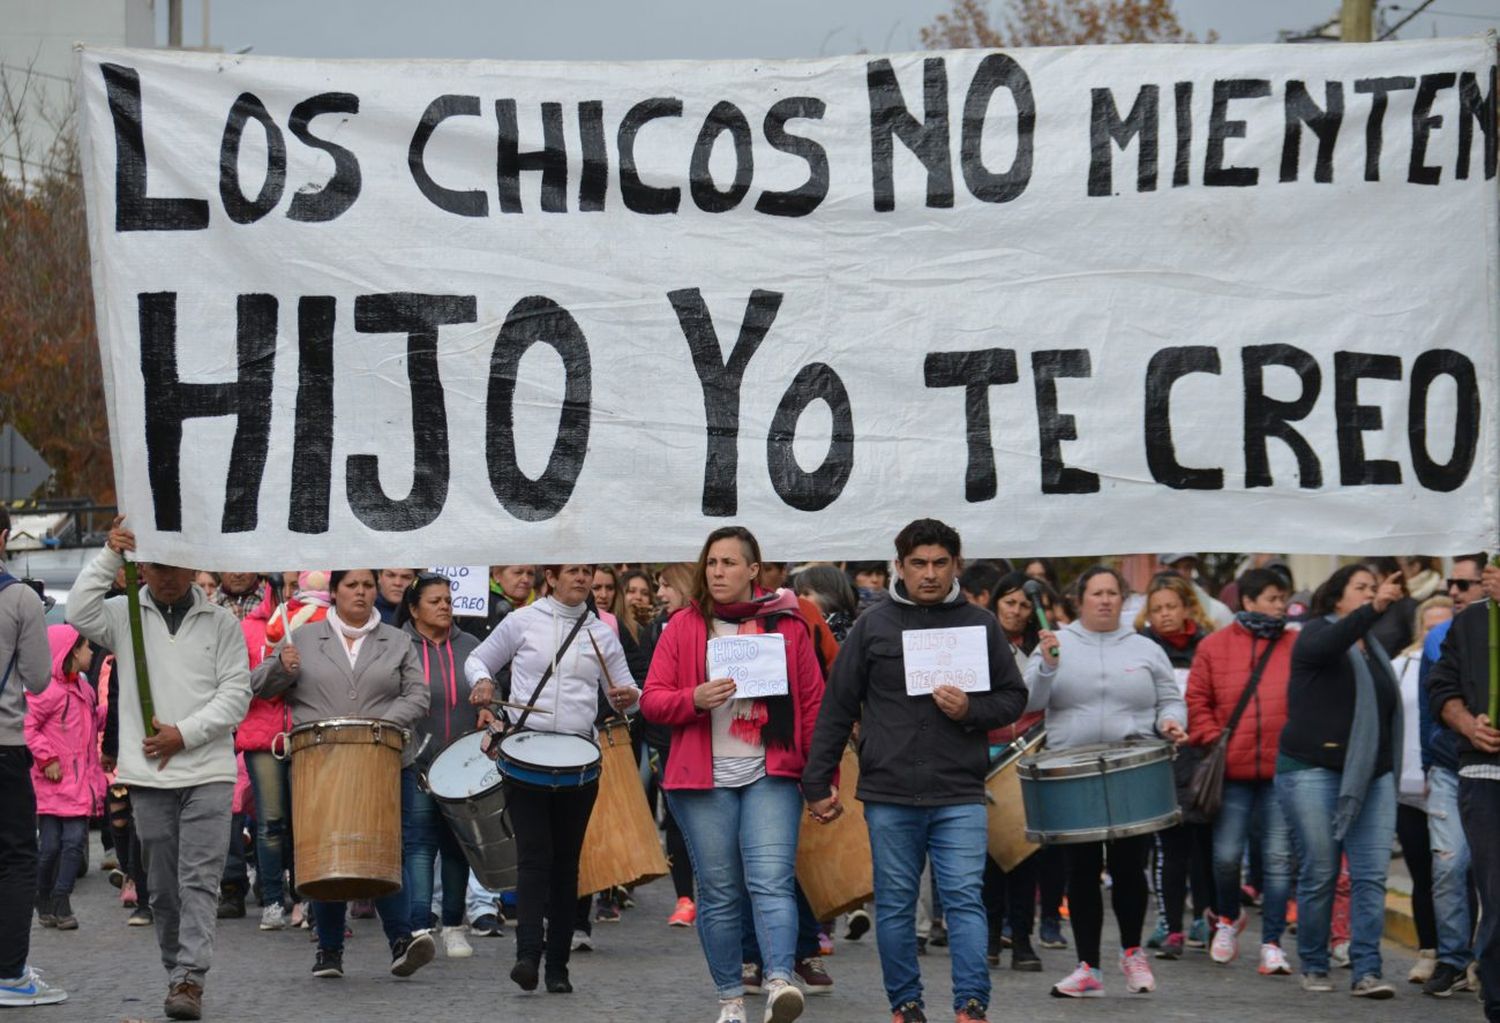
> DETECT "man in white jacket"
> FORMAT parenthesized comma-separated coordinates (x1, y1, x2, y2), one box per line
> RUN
(67, 518, 250, 1022)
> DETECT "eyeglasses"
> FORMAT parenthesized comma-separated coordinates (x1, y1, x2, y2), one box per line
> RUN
(1448, 578, 1479, 591)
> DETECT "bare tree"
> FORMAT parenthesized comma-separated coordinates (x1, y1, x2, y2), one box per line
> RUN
(921, 0, 1215, 49)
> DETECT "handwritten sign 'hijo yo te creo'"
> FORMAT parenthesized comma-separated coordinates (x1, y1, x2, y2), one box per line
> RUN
(428, 565, 488, 618)
(902, 626, 991, 696)
(74, 41, 1499, 569)
(708, 634, 789, 699)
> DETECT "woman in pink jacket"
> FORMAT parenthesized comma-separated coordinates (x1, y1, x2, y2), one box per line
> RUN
(641, 526, 825, 1023)
(26, 625, 103, 931)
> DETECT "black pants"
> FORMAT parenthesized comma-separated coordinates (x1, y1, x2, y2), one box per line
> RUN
(1037, 845, 1066, 920)
(0, 746, 36, 979)
(983, 854, 1039, 941)
(506, 780, 598, 970)
(1459, 778, 1500, 1022)
(1065, 834, 1151, 969)
(106, 785, 148, 894)
(1156, 822, 1214, 932)
(1395, 802, 1438, 951)
(664, 800, 694, 900)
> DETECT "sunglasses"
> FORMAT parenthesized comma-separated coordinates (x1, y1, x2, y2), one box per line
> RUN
(1447, 578, 1479, 591)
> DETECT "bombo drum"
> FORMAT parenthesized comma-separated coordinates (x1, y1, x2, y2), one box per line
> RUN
(1018, 741, 1179, 845)
(423, 730, 518, 892)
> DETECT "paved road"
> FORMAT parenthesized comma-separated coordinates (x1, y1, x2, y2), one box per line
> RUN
(25, 839, 1485, 1022)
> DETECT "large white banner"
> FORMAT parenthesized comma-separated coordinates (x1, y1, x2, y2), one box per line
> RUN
(76, 41, 1499, 569)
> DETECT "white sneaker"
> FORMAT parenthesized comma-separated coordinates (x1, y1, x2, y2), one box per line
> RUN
(1258, 943, 1292, 976)
(259, 903, 287, 931)
(1408, 949, 1436, 984)
(1121, 947, 1156, 993)
(763, 979, 805, 1023)
(1211, 920, 1240, 963)
(571, 930, 593, 952)
(717, 997, 747, 1023)
(443, 927, 474, 959)
(0, 967, 68, 1006)
(1331, 940, 1351, 969)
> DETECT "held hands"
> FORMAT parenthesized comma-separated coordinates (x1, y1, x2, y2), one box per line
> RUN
(106, 515, 136, 556)
(932, 684, 970, 722)
(278, 643, 301, 675)
(1371, 572, 1404, 614)
(807, 787, 843, 825)
(142, 717, 185, 770)
(1037, 629, 1060, 667)
(1464, 712, 1500, 755)
(693, 677, 737, 712)
(42, 761, 62, 782)
(1160, 719, 1189, 746)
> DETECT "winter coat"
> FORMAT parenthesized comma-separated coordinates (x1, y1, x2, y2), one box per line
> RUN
(1185, 620, 1295, 783)
(26, 625, 105, 817)
(403, 622, 483, 761)
(237, 600, 326, 754)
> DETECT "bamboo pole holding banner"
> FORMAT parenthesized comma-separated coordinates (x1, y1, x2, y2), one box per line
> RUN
(1489, 556, 1498, 725)
(123, 561, 156, 736)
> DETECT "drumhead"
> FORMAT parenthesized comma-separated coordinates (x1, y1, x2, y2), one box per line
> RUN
(498, 731, 601, 770)
(1020, 740, 1171, 779)
(426, 731, 502, 800)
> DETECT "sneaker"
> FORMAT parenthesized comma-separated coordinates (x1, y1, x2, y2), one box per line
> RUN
(102, 851, 119, 871)
(892, 1000, 927, 1023)
(1408, 949, 1437, 984)
(216, 887, 246, 919)
(52, 895, 76, 931)
(795, 956, 833, 994)
(1210, 918, 1243, 964)
(0, 967, 68, 1006)
(717, 997, 748, 1023)
(764, 979, 804, 1023)
(1186, 918, 1208, 949)
(163, 980, 203, 1021)
(667, 896, 697, 928)
(595, 901, 621, 923)
(128, 906, 153, 927)
(443, 927, 474, 959)
(1467, 960, 1480, 994)
(389, 931, 436, 977)
(1330, 940, 1351, 969)
(1155, 932, 1184, 960)
(955, 998, 987, 1022)
(817, 929, 834, 957)
(1423, 961, 1470, 998)
(615, 886, 636, 910)
(1258, 943, 1292, 976)
(571, 930, 593, 952)
(1051, 962, 1104, 998)
(1351, 975, 1396, 999)
(845, 909, 871, 941)
(1241, 884, 1262, 907)
(1012, 938, 1042, 972)
(1121, 947, 1156, 993)
(929, 921, 949, 947)
(510, 957, 539, 992)
(121, 878, 138, 908)
(311, 948, 344, 978)
(290, 902, 308, 929)
(108, 867, 125, 889)
(470, 913, 502, 937)
(35, 895, 56, 928)
(544, 967, 572, 994)
(259, 903, 287, 931)
(742, 962, 764, 995)
(1038, 917, 1068, 950)
(1146, 918, 1169, 949)
(350, 899, 375, 919)
(1300, 972, 1335, 992)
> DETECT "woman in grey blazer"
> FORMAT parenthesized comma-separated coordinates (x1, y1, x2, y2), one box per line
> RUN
(253, 568, 432, 982)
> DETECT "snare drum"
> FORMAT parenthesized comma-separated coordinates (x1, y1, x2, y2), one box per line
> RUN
(1018, 741, 1179, 845)
(495, 730, 602, 790)
(424, 730, 518, 891)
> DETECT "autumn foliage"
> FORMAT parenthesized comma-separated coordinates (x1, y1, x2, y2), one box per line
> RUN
(921, 0, 1216, 49)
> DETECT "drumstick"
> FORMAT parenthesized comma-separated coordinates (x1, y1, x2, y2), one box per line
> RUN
(495, 700, 551, 714)
(586, 632, 630, 721)
(1022, 579, 1060, 658)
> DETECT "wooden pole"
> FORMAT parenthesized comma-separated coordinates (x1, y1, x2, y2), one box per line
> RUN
(1341, 0, 1374, 42)
(123, 561, 156, 736)
(1489, 558, 1498, 724)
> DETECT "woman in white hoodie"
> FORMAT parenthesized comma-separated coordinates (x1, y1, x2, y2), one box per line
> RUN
(1022, 566, 1187, 1001)
(464, 564, 639, 996)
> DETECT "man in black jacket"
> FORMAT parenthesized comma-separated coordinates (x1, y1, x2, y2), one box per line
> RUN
(803, 519, 1026, 1023)
(1430, 561, 1500, 1022)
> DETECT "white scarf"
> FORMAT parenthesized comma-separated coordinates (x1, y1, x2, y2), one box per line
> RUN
(327, 608, 379, 668)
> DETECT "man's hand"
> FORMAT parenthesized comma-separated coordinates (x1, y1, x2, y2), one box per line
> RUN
(807, 788, 842, 824)
(1484, 563, 1500, 604)
(1463, 711, 1500, 755)
(932, 684, 970, 722)
(106, 515, 136, 556)
(693, 677, 737, 711)
(42, 761, 61, 782)
(143, 717, 186, 770)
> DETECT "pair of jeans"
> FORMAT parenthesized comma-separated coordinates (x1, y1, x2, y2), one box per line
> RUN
(132, 782, 235, 987)
(405, 787, 469, 930)
(221, 812, 249, 893)
(864, 801, 989, 1013)
(1277, 767, 1395, 980)
(506, 779, 599, 970)
(0, 747, 36, 979)
(244, 751, 293, 907)
(1428, 766, 1474, 967)
(1459, 776, 1500, 1022)
(668, 775, 802, 998)
(36, 815, 88, 899)
(1063, 834, 1151, 969)
(1212, 779, 1293, 945)
(742, 881, 821, 964)
(313, 767, 416, 953)
(466, 870, 500, 922)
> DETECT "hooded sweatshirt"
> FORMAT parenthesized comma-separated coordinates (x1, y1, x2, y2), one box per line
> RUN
(464, 596, 637, 740)
(403, 621, 482, 759)
(1023, 619, 1186, 750)
(26, 625, 106, 817)
(0, 565, 52, 745)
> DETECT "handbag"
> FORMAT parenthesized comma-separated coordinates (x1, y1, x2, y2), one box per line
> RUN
(1185, 638, 1280, 819)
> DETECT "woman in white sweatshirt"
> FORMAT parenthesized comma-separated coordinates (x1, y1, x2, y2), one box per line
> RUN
(1022, 566, 1187, 1001)
(465, 564, 638, 995)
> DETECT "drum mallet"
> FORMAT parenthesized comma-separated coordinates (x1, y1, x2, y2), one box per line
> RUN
(1022, 579, 1060, 659)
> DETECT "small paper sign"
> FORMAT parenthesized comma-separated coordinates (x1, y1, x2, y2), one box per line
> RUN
(429, 565, 489, 618)
(902, 626, 991, 695)
(707, 634, 789, 699)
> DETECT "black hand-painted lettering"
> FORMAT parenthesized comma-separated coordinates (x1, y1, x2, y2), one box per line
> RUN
(1205, 79, 1270, 187)
(1031, 350, 1099, 495)
(690, 101, 754, 213)
(755, 97, 829, 217)
(767, 363, 855, 512)
(923, 349, 1019, 502)
(1172, 82, 1192, 187)
(1144, 347, 1223, 490)
(1088, 85, 1158, 196)
(1456, 68, 1497, 181)
(287, 93, 362, 223)
(1354, 76, 1416, 183)
(867, 57, 953, 211)
(618, 98, 682, 215)
(102, 64, 209, 231)
(578, 100, 609, 212)
(1408, 349, 1480, 493)
(961, 53, 1034, 204)
(289, 297, 335, 533)
(496, 100, 568, 213)
(1280, 81, 1342, 184)
(1334, 351, 1402, 486)
(409, 95, 489, 217)
(1409, 73, 1457, 186)
(219, 92, 286, 224)
(1242, 344, 1322, 489)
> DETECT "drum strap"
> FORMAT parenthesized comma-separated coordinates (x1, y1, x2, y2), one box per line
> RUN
(511, 611, 592, 733)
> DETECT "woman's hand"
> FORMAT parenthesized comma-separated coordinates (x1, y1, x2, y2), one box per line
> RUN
(278, 643, 300, 674)
(476, 708, 497, 730)
(1037, 629, 1059, 667)
(42, 761, 61, 782)
(693, 677, 737, 711)
(607, 685, 638, 713)
(1160, 719, 1188, 745)
(807, 787, 843, 824)
(1371, 572, 1404, 614)
(470, 678, 495, 707)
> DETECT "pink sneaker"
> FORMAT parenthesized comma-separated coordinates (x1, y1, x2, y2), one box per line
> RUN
(1210, 913, 1247, 964)
(121, 878, 138, 908)
(1121, 947, 1156, 993)
(1051, 962, 1104, 998)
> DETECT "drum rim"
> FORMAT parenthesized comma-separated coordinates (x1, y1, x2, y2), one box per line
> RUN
(1017, 740, 1172, 779)
(287, 717, 406, 751)
(986, 731, 1047, 779)
(497, 731, 603, 772)
(425, 733, 506, 801)
(289, 717, 402, 735)
(1024, 808, 1182, 845)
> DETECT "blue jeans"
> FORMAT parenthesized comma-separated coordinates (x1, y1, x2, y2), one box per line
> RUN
(741, 881, 821, 964)
(865, 801, 989, 1012)
(1427, 767, 1474, 967)
(36, 815, 88, 898)
(1277, 768, 1395, 981)
(405, 787, 469, 930)
(245, 750, 292, 906)
(313, 767, 416, 952)
(1212, 780, 1293, 944)
(667, 776, 802, 998)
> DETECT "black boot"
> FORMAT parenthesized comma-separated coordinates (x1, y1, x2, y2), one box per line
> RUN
(510, 957, 540, 991)
(1012, 937, 1042, 972)
(545, 966, 572, 993)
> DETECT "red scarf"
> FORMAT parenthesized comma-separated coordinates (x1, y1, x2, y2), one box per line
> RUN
(705, 588, 801, 747)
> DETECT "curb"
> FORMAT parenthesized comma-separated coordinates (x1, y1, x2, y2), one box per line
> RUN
(1385, 891, 1418, 949)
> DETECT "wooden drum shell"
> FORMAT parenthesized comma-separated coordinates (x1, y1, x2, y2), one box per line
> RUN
(796, 746, 873, 922)
(577, 720, 669, 897)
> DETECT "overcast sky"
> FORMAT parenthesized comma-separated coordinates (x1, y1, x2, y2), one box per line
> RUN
(160, 0, 1500, 59)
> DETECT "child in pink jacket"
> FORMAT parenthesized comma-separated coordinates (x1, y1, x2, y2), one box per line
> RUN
(26, 625, 103, 930)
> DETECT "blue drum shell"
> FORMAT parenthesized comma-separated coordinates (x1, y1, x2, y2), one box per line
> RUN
(1018, 742, 1180, 844)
